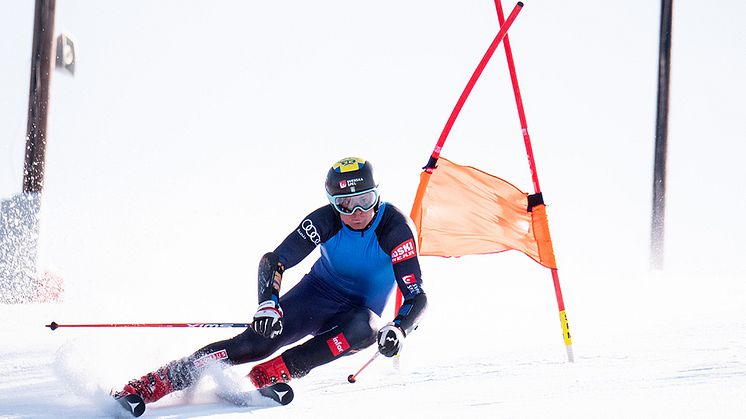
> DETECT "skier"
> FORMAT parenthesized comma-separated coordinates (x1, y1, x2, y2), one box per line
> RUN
(114, 156, 428, 407)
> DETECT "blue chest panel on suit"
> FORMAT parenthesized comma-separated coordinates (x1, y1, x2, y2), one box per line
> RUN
(310, 204, 394, 314)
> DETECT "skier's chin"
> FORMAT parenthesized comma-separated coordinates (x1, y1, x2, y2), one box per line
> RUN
(345, 220, 367, 230)
(340, 210, 375, 230)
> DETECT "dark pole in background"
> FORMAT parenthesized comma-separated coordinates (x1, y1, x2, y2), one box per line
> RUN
(651, 0, 673, 270)
(23, 0, 56, 194)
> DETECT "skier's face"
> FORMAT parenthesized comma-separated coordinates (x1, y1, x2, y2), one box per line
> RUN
(340, 206, 376, 230)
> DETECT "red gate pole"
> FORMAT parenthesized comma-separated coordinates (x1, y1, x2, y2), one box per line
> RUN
(398, 2, 525, 317)
(425, 2, 524, 171)
(494, 0, 574, 362)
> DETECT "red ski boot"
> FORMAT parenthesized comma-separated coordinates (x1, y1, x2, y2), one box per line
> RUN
(248, 355, 292, 389)
(115, 365, 175, 404)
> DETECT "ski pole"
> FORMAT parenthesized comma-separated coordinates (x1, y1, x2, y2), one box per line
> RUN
(347, 351, 380, 383)
(45, 321, 250, 330)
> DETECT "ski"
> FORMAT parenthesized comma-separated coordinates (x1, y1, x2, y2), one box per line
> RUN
(218, 382, 294, 407)
(113, 382, 292, 416)
(115, 393, 146, 417)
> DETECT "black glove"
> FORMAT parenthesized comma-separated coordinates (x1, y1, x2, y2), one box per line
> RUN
(377, 323, 405, 357)
(252, 300, 283, 339)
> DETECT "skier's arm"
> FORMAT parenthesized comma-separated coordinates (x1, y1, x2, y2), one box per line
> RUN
(389, 248, 427, 336)
(254, 206, 339, 338)
(257, 251, 285, 304)
(253, 251, 286, 338)
(392, 291, 428, 337)
(376, 206, 428, 356)
(379, 207, 428, 336)
(377, 290, 427, 357)
(258, 205, 341, 303)
(377, 261, 427, 357)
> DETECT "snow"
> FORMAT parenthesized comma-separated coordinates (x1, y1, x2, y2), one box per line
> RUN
(2, 268, 746, 418)
(2, 0, 746, 417)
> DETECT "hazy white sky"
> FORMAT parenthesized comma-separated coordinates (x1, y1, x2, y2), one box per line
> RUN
(1, 1, 745, 305)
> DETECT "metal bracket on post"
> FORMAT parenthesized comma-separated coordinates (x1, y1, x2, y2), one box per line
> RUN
(55, 33, 76, 75)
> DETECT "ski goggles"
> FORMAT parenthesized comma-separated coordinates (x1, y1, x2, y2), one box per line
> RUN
(328, 189, 379, 215)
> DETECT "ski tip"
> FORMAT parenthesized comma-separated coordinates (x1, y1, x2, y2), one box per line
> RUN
(262, 382, 294, 405)
(116, 393, 146, 417)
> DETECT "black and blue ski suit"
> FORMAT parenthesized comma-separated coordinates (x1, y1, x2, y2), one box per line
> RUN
(168, 202, 427, 386)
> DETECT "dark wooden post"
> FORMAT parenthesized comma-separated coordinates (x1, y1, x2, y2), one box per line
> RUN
(23, 0, 56, 194)
(651, 0, 673, 270)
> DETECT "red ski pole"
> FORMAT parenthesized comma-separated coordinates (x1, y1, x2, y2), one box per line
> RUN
(46, 321, 250, 330)
(347, 351, 380, 383)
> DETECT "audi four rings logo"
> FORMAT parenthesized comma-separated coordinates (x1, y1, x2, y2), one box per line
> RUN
(301, 219, 321, 245)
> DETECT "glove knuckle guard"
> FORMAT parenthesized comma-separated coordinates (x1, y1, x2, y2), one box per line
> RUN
(377, 324, 403, 357)
(253, 300, 283, 339)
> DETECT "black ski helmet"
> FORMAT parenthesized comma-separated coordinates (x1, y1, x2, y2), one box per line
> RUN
(325, 157, 378, 196)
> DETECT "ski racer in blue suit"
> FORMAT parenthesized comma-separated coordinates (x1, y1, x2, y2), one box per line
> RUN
(115, 157, 428, 406)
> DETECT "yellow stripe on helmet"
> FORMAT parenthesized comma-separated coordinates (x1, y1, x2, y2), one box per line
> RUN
(333, 157, 366, 173)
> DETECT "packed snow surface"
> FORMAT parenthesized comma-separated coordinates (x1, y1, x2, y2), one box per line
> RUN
(1, 269, 745, 418)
